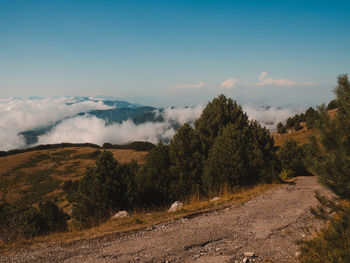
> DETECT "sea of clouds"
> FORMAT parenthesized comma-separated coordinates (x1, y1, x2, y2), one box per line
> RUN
(0, 97, 301, 151)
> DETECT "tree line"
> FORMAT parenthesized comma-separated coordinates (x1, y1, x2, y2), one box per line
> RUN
(2, 82, 342, 242)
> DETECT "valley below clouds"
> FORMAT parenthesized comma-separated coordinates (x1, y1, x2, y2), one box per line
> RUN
(0, 96, 300, 151)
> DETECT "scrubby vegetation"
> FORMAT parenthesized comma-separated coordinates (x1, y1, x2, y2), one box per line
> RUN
(0, 200, 69, 242)
(72, 152, 138, 228)
(298, 74, 350, 263)
(276, 106, 321, 133)
(1, 81, 345, 249)
(0, 141, 155, 158)
(278, 139, 306, 178)
(69, 95, 281, 228)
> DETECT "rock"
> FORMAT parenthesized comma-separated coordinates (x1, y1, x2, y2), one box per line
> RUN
(113, 210, 130, 219)
(210, 197, 221, 202)
(244, 252, 255, 257)
(243, 258, 249, 263)
(168, 201, 183, 212)
(295, 251, 302, 258)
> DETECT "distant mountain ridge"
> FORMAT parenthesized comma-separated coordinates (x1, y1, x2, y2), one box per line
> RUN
(19, 99, 162, 146)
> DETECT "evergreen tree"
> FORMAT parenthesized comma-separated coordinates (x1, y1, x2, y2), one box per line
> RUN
(202, 123, 251, 193)
(203, 121, 280, 194)
(305, 107, 320, 129)
(299, 75, 350, 262)
(72, 151, 136, 227)
(313, 74, 350, 199)
(194, 94, 250, 157)
(135, 142, 172, 206)
(168, 123, 203, 199)
(38, 200, 69, 234)
(277, 122, 286, 133)
(278, 139, 305, 177)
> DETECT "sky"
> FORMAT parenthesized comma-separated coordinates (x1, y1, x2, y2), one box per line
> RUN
(1, 0, 350, 107)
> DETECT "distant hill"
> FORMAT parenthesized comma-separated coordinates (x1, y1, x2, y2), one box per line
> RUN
(0, 146, 149, 215)
(272, 108, 337, 147)
(19, 100, 163, 146)
(271, 122, 318, 147)
(82, 106, 162, 125)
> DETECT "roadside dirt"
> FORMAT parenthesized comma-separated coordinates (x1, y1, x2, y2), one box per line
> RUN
(0, 176, 332, 263)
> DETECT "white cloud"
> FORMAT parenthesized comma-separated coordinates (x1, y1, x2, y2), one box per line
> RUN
(257, 72, 315, 87)
(220, 78, 239, 89)
(0, 96, 304, 151)
(0, 97, 113, 151)
(243, 105, 302, 130)
(37, 105, 205, 146)
(172, 81, 204, 90)
(37, 116, 176, 146)
(161, 105, 204, 125)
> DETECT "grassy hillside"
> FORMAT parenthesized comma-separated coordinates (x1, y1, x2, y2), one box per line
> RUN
(272, 109, 337, 147)
(0, 147, 148, 214)
(272, 123, 319, 147)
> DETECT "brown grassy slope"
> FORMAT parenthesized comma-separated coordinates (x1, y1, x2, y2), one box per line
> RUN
(271, 123, 319, 147)
(0, 147, 148, 212)
(272, 109, 337, 147)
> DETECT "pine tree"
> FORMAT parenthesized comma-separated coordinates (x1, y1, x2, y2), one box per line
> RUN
(72, 151, 136, 227)
(168, 123, 203, 199)
(278, 139, 305, 177)
(194, 94, 250, 157)
(299, 74, 350, 262)
(135, 142, 172, 206)
(314, 74, 350, 199)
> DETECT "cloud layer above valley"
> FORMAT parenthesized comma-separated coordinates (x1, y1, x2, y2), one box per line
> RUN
(0, 97, 301, 151)
(37, 105, 206, 146)
(0, 97, 112, 151)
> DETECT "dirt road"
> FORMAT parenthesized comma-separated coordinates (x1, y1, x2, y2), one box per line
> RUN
(0, 176, 331, 263)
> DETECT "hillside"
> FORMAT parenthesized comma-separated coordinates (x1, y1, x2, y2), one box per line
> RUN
(272, 108, 337, 147)
(0, 176, 333, 263)
(271, 123, 318, 147)
(0, 147, 148, 214)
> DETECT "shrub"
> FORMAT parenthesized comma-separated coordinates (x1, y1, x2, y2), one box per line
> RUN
(168, 123, 203, 199)
(203, 121, 280, 194)
(135, 142, 172, 206)
(278, 139, 305, 177)
(277, 122, 286, 133)
(299, 205, 350, 263)
(0, 201, 69, 242)
(299, 74, 350, 261)
(195, 94, 250, 157)
(72, 151, 137, 228)
(327, 99, 338, 110)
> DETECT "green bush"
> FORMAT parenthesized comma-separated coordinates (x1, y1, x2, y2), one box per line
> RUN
(135, 142, 172, 206)
(72, 151, 138, 228)
(169, 123, 203, 199)
(277, 122, 286, 134)
(202, 120, 280, 194)
(327, 99, 338, 110)
(299, 206, 350, 263)
(299, 74, 350, 262)
(0, 200, 69, 242)
(278, 139, 305, 177)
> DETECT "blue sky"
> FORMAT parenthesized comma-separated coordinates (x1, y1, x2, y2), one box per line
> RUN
(1, 0, 350, 106)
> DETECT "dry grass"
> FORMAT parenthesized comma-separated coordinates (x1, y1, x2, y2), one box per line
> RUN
(0, 147, 148, 209)
(272, 124, 319, 147)
(0, 182, 276, 255)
